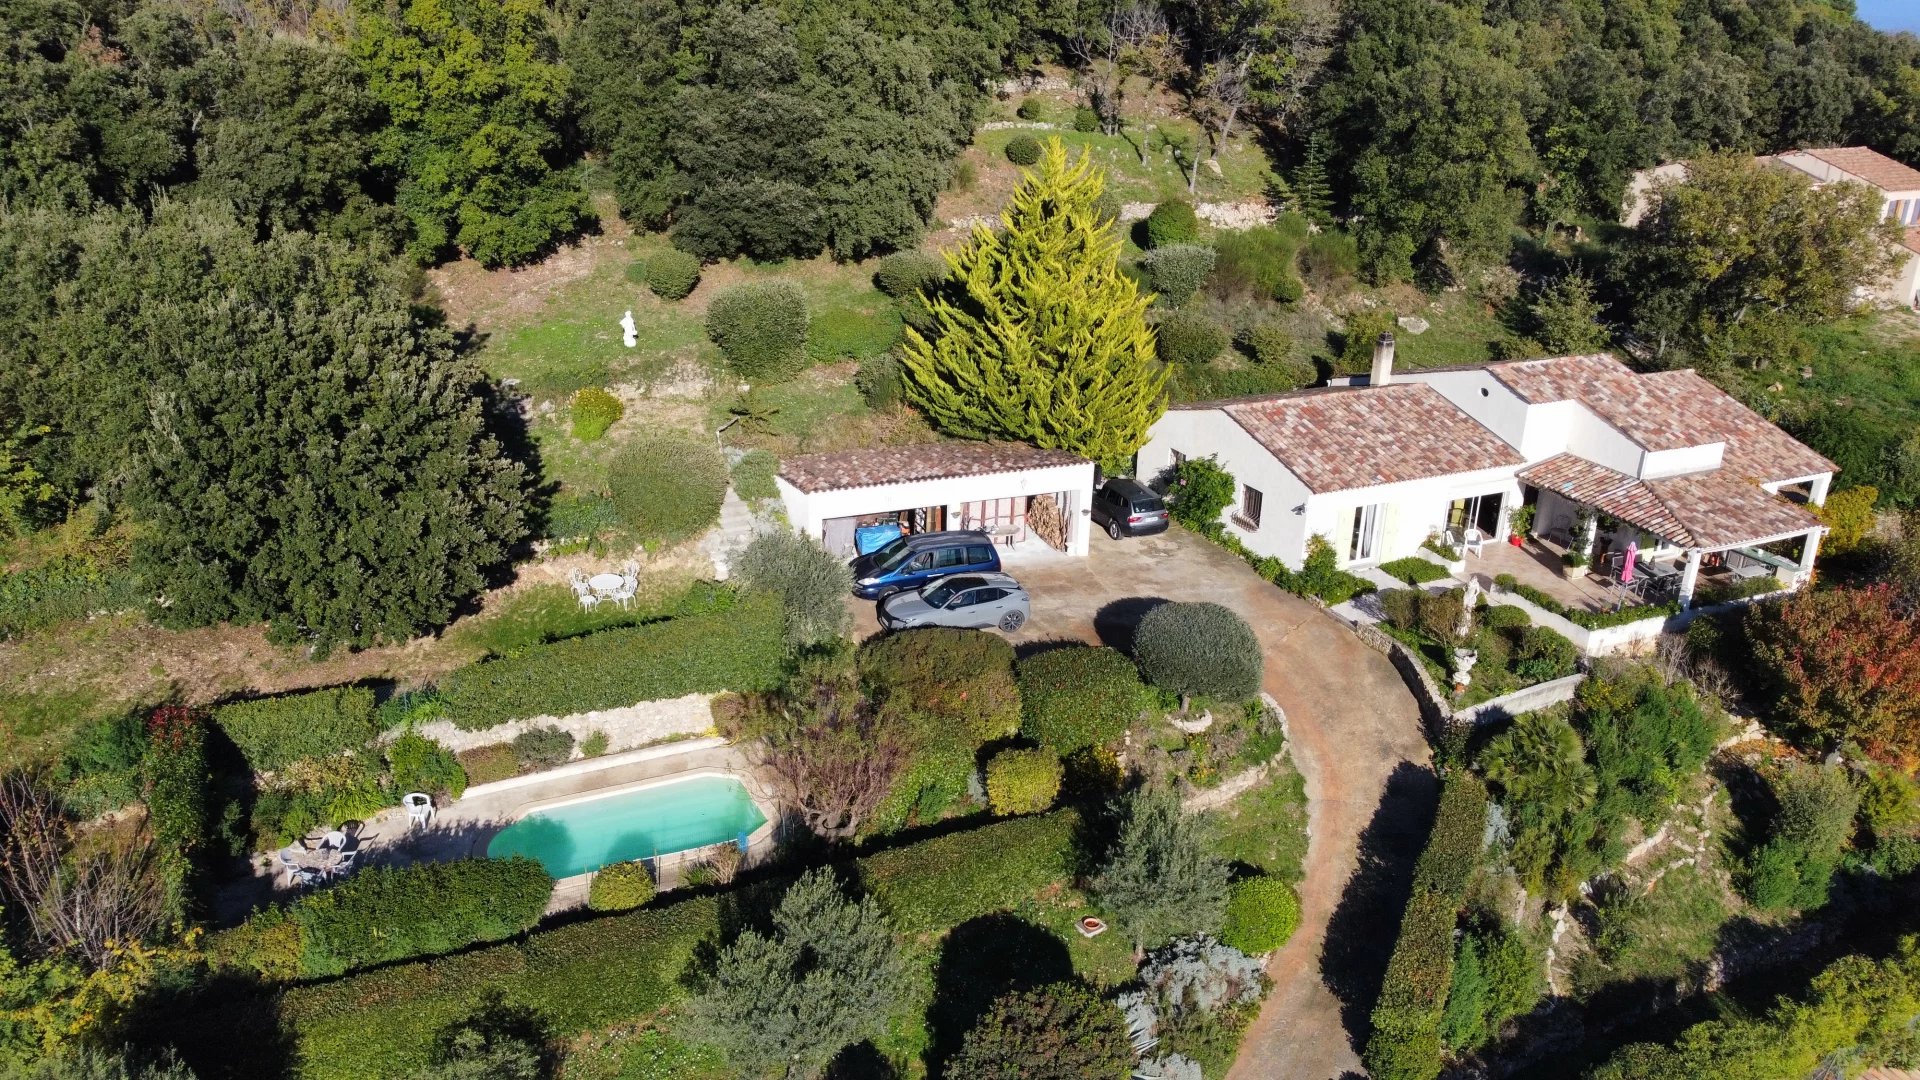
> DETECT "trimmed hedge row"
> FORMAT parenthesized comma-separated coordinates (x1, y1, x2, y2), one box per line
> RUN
(265, 810, 1084, 1079)
(1363, 774, 1490, 1080)
(858, 809, 1081, 936)
(1505, 580, 1680, 630)
(441, 593, 787, 729)
(222, 857, 554, 981)
(213, 686, 378, 773)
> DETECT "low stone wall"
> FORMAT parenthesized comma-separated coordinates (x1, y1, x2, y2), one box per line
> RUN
(1349, 616, 1587, 735)
(404, 693, 716, 757)
(1449, 673, 1587, 728)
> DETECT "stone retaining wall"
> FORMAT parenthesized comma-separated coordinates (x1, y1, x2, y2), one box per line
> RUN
(403, 693, 716, 758)
(1349, 617, 1587, 737)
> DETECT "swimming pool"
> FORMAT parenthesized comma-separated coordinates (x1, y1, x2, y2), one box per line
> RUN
(486, 773, 768, 879)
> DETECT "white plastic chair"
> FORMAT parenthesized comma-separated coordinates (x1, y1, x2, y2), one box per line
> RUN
(278, 846, 305, 886)
(321, 830, 347, 851)
(1460, 528, 1486, 558)
(403, 792, 434, 829)
(327, 847, 360, 880)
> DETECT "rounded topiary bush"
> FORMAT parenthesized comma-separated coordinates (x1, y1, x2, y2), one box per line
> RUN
(1244, 322, 1293, 366)
(1143, 244, 1217, 306)
(986, 747, 1064, 816)
(645, 248, 702, 300)
(1155, 310, 1229, 366)
(706, 281, 809, 382)
(1144, 200, 1199, 248)
(511, 724, 575, 768)
(1222, 874, 1301, 954)
(860, 627, 1021, 746)
(950, 981, 1134, 1080)
(569, 387, 624, 442)
(588, 860, 656, 912)
(873, 250, 947, 300)
(1016, 646, 1143, 753)
(1073, 106, 1101, 133)
(1005, 134, 1042, 165)
(607, 428, 728, 543)
(1016, 98, 1046, 121)
(1134, 601, 1263, 704)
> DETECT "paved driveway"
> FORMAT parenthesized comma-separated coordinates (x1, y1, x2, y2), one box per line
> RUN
(850, 529, 1430, 1078)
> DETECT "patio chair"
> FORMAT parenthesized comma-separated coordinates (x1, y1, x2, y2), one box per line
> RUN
(1459, 528, 1487, 557)
(321, 830, 347, 851)
(327, 846, 360, 880)
(403, 792, 434, 829)
(278, 846, 305, 887)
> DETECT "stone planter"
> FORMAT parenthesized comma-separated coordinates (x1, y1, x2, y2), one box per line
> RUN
(1169, 710, 1215, 734)
(1561, 562, 1587, 581)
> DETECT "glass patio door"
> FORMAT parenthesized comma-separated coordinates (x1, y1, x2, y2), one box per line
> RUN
(1348, 503, 1381, 562)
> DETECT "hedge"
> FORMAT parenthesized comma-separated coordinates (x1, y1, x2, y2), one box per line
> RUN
(213, 686, 378, 772)
(1016, 647, 1143, 753)
(248, 811, 1082, 1079)
(1362, 774, 1489, 1080)
(287, 857, 552, 978)
(1379, 557, 1452, 586)
(441, 593, 787, 729)
(858, 809, 1081, 935)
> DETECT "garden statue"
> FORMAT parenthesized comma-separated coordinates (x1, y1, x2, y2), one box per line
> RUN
(1457, 577, 1482, 640)
(1452, 647, 1478, 693)
(620, 309, 637, 348)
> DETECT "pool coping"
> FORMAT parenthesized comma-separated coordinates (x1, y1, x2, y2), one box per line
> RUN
(460, 735, 730, 801)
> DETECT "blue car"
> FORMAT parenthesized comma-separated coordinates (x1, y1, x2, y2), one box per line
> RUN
(849, 530, 1002, 600)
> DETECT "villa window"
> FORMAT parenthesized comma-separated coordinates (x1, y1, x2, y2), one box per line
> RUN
(1238, 485, 1264, 529)
(1349, 503, 1380, 562)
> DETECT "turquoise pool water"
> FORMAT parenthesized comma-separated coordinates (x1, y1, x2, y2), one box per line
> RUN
(486, 774, 767, 879)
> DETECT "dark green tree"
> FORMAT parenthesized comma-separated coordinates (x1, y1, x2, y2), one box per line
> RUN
(565, 0, 694, 227)
(948, 981, 1134, 1080)
(351, 0, 585, 266)
(1092, 787, 1231, 952)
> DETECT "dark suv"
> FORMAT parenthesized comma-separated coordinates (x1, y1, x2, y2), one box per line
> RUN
(848, 530, 1002, 599)
(1090, 478, 1169, 539)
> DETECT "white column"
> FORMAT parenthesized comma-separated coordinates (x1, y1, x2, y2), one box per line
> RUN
(1579, 513, 1600, 557)
(1678, 549, 1704, 607)
(1808, 474, 1832, 508)
(1796, 527, 1823, 586)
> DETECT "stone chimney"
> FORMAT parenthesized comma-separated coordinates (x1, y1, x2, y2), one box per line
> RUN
(1370, 332, 1396, 387)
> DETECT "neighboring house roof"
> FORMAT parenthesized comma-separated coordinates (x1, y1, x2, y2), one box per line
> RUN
(1519, 453, 1821, 549)
(1795, 146, 1920, 193)
(1484, 354, 1835, 481)
(1902, 226, 1920, 256)
(1179, 384, 1525, 494)
(778, 442, 1086, 494)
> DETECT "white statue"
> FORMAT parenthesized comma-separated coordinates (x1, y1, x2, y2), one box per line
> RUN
(1452, 647, 1479, 691)
(620, 309, 637, 348)
(1457, 577, 1483, 640)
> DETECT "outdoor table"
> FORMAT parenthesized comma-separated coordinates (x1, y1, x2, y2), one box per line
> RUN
(1729, 561, 1771, 581)
(588, 572, 625, 596)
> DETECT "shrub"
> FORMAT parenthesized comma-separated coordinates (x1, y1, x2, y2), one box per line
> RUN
(55, 712, 147, 817)
(644, 248, 701, 300)
(1741, 762, 1859, 914)
(873, 250, 947, 300)
(1243, 322, 1300, 370)
(1440, 924, 1540, 1053)
(1074, 106, 1101, 132)
(568, 387, 624, 441)
(856, 351, 905, 409)
(705, 282, 809, 382)
(588, 861, 656, 912)
(1145, 200, 1199, 248)
(1221, 875, 1301, 954)
(1512, 626, 1579, 682)
(214, 687, 378, 773)
(1379, 588, 1421, 631)
(860, 628, 1021, 746)
(731, 529, 853, 648)
(386, 733, 467, 800)
(1005, 134, 1042, 165)
(1211, 226, 1303, 302)
(1093, 788, 1232, 951)
(1156, 310, 1229, 366)
(1134, 602, 1263, 705)
(606, 429, 728, 544)
(0, 555, 146, 640)
(421, 996, 550, 1080)
(441, 593, 787, 729)
(986, 748, 1064, 815)
(1016, 98, 1045, 121)
(859, 809, 1079, 935)
(1168, 455, 1235, 530)
(1299, 230, 1359, 293)
(1016, 647, 1143, 753)
(1092, 187, 1120, 225)
(511, 725, 575, 769)
(949, 981, 1134, 1080)
(144, 705, 209, 908)
(730, 449, 779, 502)
(457, 744, 520, 786)
(579, 730, 609, 758)
(1143, 244, 1217, 306)
(258, 856, 553, 979)
(1363, 774, 1489, 1080)
(1480, 604, 1530, 632)
(1747, 584, 1920, 762)
(806, 305, 902, 362)
(1380, 557, 1451, 585)
(1337, 308, 1399, 373)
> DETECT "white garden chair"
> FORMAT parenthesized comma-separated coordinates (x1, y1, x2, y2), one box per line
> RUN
(403, 792, 434, 829)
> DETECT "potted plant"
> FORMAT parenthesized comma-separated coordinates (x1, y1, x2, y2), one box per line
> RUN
(1508, 504, 1535, 545)
(1562, 549, 1589, 579)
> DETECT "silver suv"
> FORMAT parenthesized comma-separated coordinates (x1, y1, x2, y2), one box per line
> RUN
(878, 572, 1030, 633)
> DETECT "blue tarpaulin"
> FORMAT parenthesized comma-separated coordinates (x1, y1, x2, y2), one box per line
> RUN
(855, 522, 903, 555)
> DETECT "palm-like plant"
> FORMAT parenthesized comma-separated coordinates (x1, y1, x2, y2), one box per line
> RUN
(1481, 712, 1597, 816)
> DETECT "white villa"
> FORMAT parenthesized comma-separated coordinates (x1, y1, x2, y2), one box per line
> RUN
(1137, 337, 1835, 612)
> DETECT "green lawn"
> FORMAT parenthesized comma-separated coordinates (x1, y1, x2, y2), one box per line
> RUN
(1207, 762, 1310, 884)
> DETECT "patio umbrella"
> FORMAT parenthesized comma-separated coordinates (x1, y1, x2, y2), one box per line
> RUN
(1621, 541, 1638, 585)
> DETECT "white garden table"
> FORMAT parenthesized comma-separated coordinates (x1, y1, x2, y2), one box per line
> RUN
(588, 572, 625, 597)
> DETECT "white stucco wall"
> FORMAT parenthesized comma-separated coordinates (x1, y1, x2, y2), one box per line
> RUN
(1397, 370, 1532, 453)
(1640, 441, 1725, 478)
(1301, 468, 1522, 568)
(1139, 409, 1314, 563)
(777, 461, 1096, 556)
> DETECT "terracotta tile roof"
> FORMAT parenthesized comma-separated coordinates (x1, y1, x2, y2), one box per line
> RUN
(1486, 354, 1835, 481)
(1903, 226, 1920, 256)
(1520, 454, 1821, 548)
(1798, 146, 1920, 193)
(1191, 384, 1524, 494)
(778, 442, 1087, 494)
